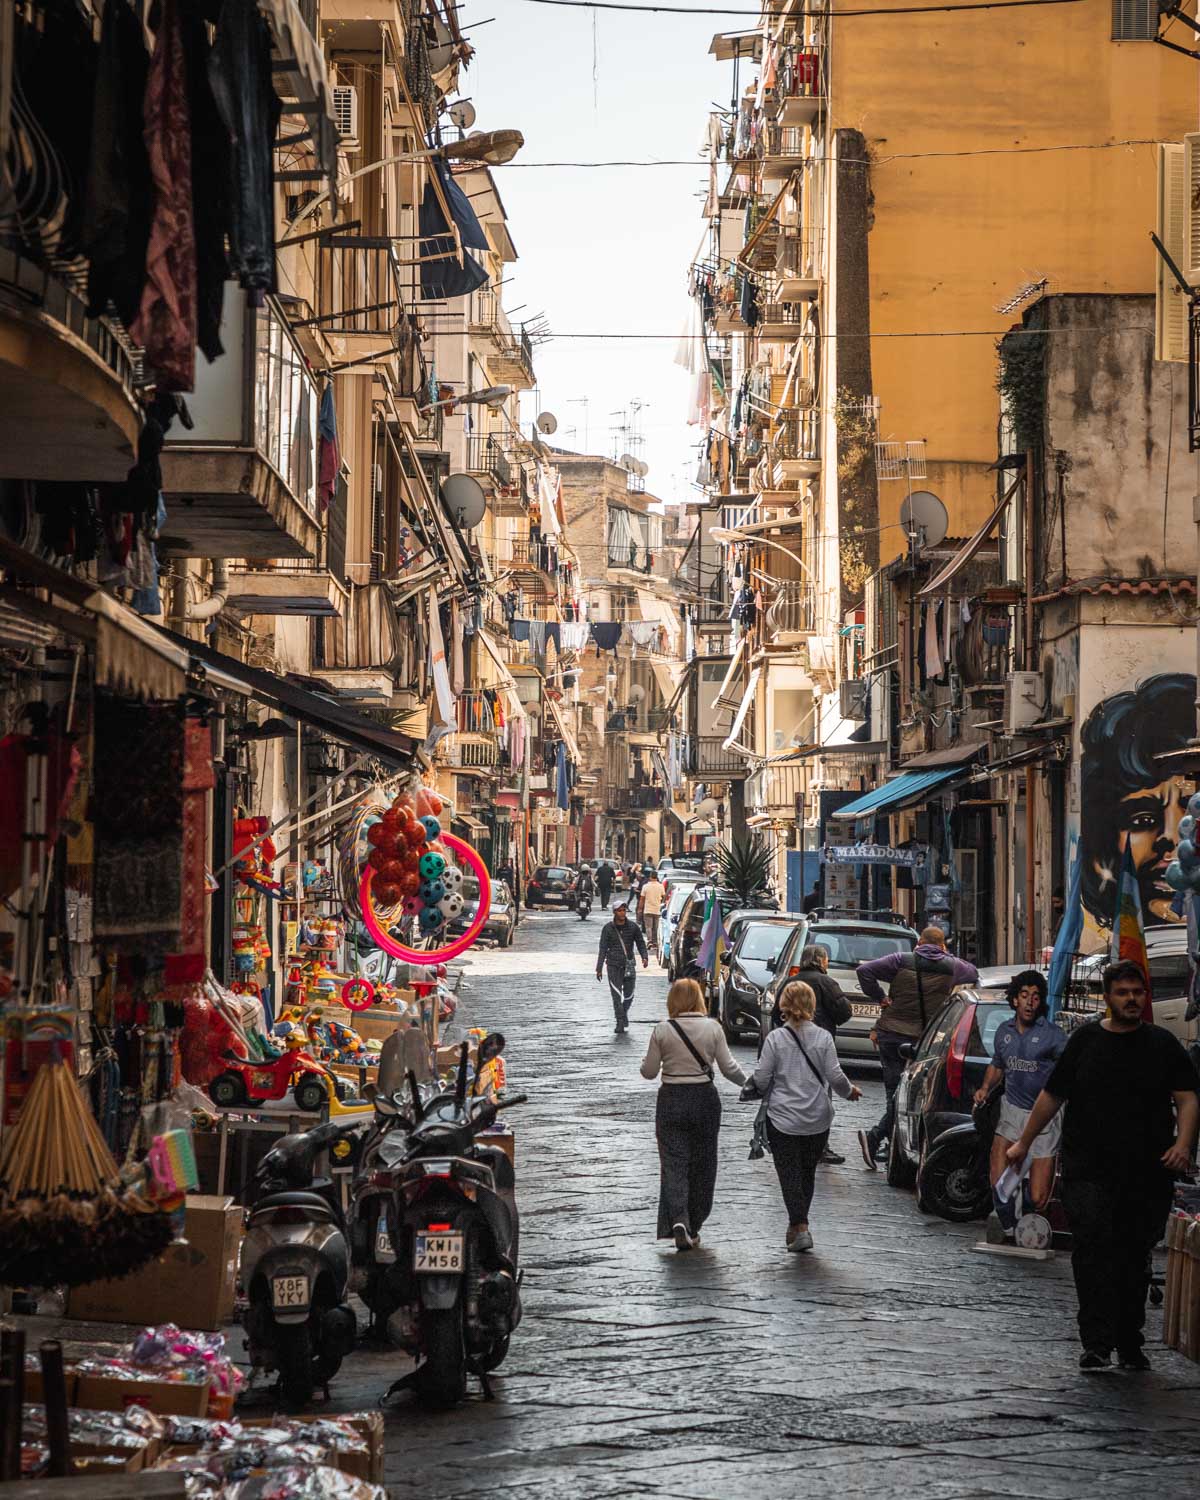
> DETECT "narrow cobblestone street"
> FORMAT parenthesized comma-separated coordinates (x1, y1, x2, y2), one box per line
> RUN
(341, 913, 1200, 1498)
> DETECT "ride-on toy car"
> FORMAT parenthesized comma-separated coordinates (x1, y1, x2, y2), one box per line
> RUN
(209, 1048, 335, 1112)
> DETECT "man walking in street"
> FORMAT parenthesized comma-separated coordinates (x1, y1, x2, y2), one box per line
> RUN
(596, 859, 615, 910)
(1006, 960, 1198, 1371)
(638, 867, 666, 956)
(596, 899, 649, 1033)
(855, 927, 978, 1169)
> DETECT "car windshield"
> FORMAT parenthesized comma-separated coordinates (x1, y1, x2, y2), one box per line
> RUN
(537, 868, 570, 881)
(667, 885, 698, 920)
(810, 929, 913, 966)
(463, 877, 481, 901)
(738, 923, 795, 961)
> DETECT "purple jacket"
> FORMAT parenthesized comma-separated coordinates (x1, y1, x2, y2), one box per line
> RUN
(852, 948, 972, 1008)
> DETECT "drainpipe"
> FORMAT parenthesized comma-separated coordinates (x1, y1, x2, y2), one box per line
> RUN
(170, 561, 229, 629)
(1024, 450, 1037, 962)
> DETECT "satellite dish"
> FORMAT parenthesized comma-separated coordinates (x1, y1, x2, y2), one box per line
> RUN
(634, 459, 649, 478)
(620, 453, 637, 472)
(628, 683, 646, 704)
(900, 490, 948, 549)
(441, 473, 487, 529)
(536, 411, 558, 435)
(448, 100, 476, 130)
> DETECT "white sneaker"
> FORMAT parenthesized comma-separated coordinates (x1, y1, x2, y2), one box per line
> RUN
(787, 1229, 814, 1253)
(672, 1223, 694, 1252)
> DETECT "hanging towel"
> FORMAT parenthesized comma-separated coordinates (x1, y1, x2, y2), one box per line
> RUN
(560, 622, 589, 652)
(318, 384, 340, 510)
(923, 601, 943, 680)
(451, 602, 465, 696)
(427, 587, 455, 728)
(590, 622, 623, 653)
(942, 596, 953, 677)
(556, 742, 570, 812)
(628, 622, 658, 650)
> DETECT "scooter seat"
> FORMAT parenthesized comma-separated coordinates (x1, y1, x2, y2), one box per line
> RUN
(255, 1190, 337, 1213)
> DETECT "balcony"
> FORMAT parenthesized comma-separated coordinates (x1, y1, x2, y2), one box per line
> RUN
(309, 235, 406, 361)
(684, 735, 748, 780)
(160, 295, 321, 559)
(746, 762, 806, 820)
(772, 408, 822, 484)
(227, 564, 347, 616)
(773, 50, 824, 128)
(443, 732, 500, 770)
(609, 785, 663, 813)
(468, 289, 535, 390)
(765, 582, 817, 639)
(467, 434, 515, 489)
(760, 125, 806, 183)
(759, 301, 809, 342)
(775, 229, 824, 302)
(744, 220, 781, 273)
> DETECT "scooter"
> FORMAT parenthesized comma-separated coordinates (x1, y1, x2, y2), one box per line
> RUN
(241, 1117, 365, 1405)
(351, 1036, 525, 1405)
(576, 888, 593, 920)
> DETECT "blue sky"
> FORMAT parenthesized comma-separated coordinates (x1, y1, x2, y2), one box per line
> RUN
(460, 0, 729, 503)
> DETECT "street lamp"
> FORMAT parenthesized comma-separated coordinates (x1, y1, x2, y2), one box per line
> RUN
(421, 385, 512, 414)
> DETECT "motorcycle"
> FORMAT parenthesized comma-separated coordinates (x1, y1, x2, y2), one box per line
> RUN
(350, 1034, 525, 1405)
(576, 888, 593, 920)
(241, 1117, 365, 1405)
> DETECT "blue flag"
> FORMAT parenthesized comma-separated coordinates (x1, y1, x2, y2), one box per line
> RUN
(1046, 840, 1083, 1022)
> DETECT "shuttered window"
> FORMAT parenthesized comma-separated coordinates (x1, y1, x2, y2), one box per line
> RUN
(1112, 0, 1157, 38)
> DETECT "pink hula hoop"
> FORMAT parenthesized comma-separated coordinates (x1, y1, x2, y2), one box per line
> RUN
(358, 832, 492, 965)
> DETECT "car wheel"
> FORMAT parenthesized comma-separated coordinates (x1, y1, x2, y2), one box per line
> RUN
(916, 1138, 991, 1222)
(885, 1126, 917, 1189)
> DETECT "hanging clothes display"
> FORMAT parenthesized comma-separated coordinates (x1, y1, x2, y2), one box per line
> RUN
(589, 622, 623, 654)
(426, 587, 455, 728)
(131, 0, 197, 392)
(418, 157, 489, 300)
(179, 0, 229, 362)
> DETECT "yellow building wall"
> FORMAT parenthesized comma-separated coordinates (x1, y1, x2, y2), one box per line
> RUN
(828, 11, 1196, 556)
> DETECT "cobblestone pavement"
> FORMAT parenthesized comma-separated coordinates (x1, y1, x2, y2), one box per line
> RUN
(318, 908, 1200, 1499)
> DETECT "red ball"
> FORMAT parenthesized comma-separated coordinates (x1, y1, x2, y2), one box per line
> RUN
(381, 809, 401, 830)
(399, 871, 421, 897)
(381, 858, 406, 884)
(367, 847, 389, 872)
(366, 821, 389, 848)
(403, 822, 427, 850)
(374, 881, 403, 907)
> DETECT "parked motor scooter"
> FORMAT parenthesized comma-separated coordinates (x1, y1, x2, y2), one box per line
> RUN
(576, 889, 593, 920)
(350, 1035, 524, 1405)
(241, 1117, 365, 1404)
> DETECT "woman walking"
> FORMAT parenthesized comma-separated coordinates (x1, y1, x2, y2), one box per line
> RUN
(747, 980, 861, 1252)
(640, 978, 748, 1251)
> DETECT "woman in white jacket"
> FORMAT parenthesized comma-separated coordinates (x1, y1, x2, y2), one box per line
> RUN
(641, 978, 748, 1251)
(747, 980, 861, 1252)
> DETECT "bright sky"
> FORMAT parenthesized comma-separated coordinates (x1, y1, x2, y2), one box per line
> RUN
(461, 0, 728, 505)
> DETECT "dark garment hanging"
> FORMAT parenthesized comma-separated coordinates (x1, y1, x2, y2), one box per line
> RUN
(545, 622, 561, 654)
(17, 0, 95, 260)
(739, 272, 759, 329)
(209, 0, 280, 299)
(132, 0, 198, 391)
(509, 618, 531, 642)
(180, 0, 230, 361)
(83, 0, 153, 328)
(589, 622, 623, 654)
(418, 157, 489, 300)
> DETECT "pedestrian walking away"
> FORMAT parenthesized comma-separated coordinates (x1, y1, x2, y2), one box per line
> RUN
(596, 899, 649, 1031)
(640, 978, 748, 1250)
(972, 969, 1066, 1242)
(596, 860, 615, 909)
(1006, 959, 1199, 1371)
(855, 927, 978, 1169)
(638, 867, 665, 954)
(745, 981, 861, 1251)
(770, 944, 852, 1164)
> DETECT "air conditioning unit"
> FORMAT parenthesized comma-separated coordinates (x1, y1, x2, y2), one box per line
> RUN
(333, 85, 360, 149)
(1003, 670, 1044, 734)
(839, 678, 868, 720)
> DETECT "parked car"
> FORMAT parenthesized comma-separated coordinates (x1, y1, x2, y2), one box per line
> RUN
(886, 988, 1006, 1210)
(762, 911, 917, 1061)
(668, 887, 779, 983)
(447, 876, 515, 946)
(526, 865, 576, 909)
(658, 855, 705, 880)
(718, 916, 799, 1041)
(659, 877, 704, 964)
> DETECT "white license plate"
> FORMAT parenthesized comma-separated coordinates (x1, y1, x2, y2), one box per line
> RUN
(271, 1274, 309, 1309)
(851, 1003, 880, 1019)
(414, 1233, 463, 1273)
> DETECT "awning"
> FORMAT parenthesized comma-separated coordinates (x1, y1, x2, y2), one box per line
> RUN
(709, 29, 761, 59)
(901, 740, 987, 770)
(917, 477, 1018, 597)
(154, 626, 419, 767)
(477, 628, 529, 721)
(543, 693, 582, 766)
(259, 0, 338, 190)
(711, 637, 747, 712)
(782, 739, 887, 761)
(722, 666, 760, 750)
(451, 812, 489, 837)
(830, 767, 967, 822)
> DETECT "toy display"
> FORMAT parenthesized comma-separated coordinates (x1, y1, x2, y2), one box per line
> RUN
(360, 830, 491, 966)
(206, 1048, 333, 1113)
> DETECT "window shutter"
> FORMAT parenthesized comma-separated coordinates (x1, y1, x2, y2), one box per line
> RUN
(1157, 143, 1188, 364)
(1183, 133, 1200, 287)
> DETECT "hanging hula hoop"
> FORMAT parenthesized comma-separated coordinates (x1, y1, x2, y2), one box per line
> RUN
(359, 832, 492, 965)
(341, 978, 376, 1011)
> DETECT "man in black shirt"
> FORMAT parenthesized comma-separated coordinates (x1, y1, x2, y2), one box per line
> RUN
(595, 900, 649, 1033)
(1007, 960, 1198, 1372)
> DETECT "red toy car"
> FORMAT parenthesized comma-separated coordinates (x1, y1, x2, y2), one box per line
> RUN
(209, 1048, 333, 1113)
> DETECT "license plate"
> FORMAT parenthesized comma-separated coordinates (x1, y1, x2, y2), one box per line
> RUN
(851, 1003, 880, 1018)
(271, 1274, 309, 1309)
(375, 1210, 395, 1264)
(414, 1232, 463, 1273)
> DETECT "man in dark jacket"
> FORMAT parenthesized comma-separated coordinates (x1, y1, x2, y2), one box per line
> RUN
(595, 900, 649, 1032)
(771, 945, 853, 1163)
(854, 927, 978, 1170)
(596, 860, 615, 909)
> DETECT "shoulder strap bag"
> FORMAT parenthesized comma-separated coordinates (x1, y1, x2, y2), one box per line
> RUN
(668, 1019, 714, 1082)
(783, 1024, 826, 1085)
(913, 955, 928, 1030)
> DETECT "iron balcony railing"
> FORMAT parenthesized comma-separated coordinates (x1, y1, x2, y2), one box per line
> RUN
(313, 236, 404, 339)
(761, 124, 806, 166)
(747, 763, 806, 816)
(467, 434, 514, 487)
(776, 48, 822, 108)
(759, 301, 809, 333)
(776, 228, 825, 282)
(766, 582, 817, 637)
(682, 735, 747, 776)
(773, 407, 821, 463)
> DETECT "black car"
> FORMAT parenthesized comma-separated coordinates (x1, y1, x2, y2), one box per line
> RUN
(719, 916, 799, 1040)
(526, 865, 576, 908)
(447, 875, 515, 946)
(889, 989, 1010, 1218)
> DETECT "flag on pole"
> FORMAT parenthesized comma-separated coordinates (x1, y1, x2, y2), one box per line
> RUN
(1110, 841, 1154, 1020)
(696, 890, 728, 982)
(1046, 842, 1083, 1022)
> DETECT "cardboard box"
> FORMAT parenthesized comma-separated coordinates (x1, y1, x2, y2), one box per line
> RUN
(74, 1374, 210, 1418)
(345, 1411, 385, 1484)
(68, 1195, 242, 1333)
(23, 1359, 78, 1407)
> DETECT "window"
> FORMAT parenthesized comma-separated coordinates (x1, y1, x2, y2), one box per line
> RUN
(1112, 0, 1157, 38)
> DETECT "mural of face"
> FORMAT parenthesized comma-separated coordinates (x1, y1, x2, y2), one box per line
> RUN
(1079, 673, 1198, 930)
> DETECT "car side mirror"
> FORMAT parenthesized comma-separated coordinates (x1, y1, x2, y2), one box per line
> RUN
(898, 1042, 916, 1061)
(765, 956, 777, 972)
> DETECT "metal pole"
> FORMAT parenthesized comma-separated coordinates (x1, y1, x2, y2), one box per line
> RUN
(1024, 452, 1037, 961)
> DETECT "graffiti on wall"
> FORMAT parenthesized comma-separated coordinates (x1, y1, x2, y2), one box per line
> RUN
(1079, 672, 1197, 931)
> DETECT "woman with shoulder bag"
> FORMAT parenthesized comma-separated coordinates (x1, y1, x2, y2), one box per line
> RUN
(745, 980, 861, 1252)
(641, 978, 749, 1251)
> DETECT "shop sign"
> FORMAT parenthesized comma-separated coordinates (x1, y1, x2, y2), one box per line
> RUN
(823, 842, 929, 868)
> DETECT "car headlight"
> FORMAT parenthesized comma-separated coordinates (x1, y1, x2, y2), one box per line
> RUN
(729, 968, 757, 996)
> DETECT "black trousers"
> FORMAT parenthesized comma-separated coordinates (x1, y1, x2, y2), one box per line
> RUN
(766, 1118, 829, 1225)
(607, 964, 636, 1021)
(1061, 1175, 1173, 1355)
(872, 1032, 909, 1142)
(656, 1083, 721, 1238)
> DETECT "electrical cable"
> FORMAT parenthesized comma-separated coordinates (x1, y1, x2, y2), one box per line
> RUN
(510, 0, 1083, 16)
(495, 138, 1162, 168)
